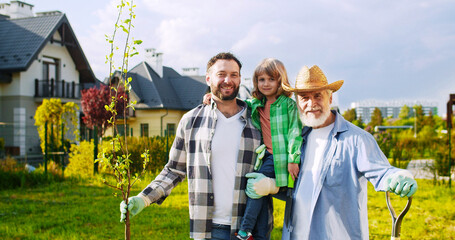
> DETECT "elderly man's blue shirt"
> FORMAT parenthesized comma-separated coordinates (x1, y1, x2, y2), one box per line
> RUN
(282, 111, 400, 240)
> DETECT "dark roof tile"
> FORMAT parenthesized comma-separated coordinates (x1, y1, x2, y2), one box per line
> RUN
(0, 14, 96, 83)
(0, 15, 62, 70)
(128, 62, 208, 111)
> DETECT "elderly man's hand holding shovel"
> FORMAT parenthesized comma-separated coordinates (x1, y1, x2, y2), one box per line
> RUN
(385, 170, 418, 198)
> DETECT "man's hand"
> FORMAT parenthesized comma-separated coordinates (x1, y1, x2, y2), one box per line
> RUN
(288, 163, 299, 181)
(386, 171, 418, 198)
(245, 173, 279, 199)
(120, 196, 146, 222)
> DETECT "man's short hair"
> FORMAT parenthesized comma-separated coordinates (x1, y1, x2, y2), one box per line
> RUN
(206, 52, 242, 73)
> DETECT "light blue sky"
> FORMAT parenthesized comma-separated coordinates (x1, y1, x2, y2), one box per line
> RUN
(22, 0, 455, 116)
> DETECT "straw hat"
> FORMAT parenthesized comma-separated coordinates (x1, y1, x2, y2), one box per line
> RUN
(282, 65, 344, 93)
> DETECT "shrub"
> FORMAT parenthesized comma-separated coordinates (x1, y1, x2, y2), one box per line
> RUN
(36, 160, 64, 177)
(66, 140, 95, 178)
(65, 136, 173, 178)
(433, 145, 452, 177)
(126, 136, 174, 174)
(0, 157, 63, 190)
(0, 156, 24, 172)
(98, 136, 173, 174)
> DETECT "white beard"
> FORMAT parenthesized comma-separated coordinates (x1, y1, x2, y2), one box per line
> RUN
(300, 108, 331, 128)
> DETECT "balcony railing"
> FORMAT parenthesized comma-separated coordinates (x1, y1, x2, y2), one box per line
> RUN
(34, 79, 80, 99)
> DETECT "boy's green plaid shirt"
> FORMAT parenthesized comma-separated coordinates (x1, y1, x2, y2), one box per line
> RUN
(247, 95, 303, 187)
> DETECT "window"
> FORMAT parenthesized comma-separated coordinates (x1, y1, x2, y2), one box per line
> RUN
(42, 56, 60, 97)
(166, 123, 176, 136)
(117, 124, 129, 136)
(42, 56, 60, 81)
(140, 123, 149, 137)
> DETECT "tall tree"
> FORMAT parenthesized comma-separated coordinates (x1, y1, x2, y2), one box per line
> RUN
(80, 84, 127, 137)
(95, 1, 146, 239)
(343, 108, 357, 122)
(399, 105, 410, 119)
(34, 98, 79, 154)
(414, 105, 425, 134)
(369, 107, 383, 128)
(352, 116, 365, 129)
(424, 110, 436, 129)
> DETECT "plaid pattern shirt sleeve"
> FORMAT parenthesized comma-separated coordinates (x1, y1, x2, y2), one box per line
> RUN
(139, 107, 193, 205)
(285, 97, 303, 165)
(270, 95, 303, 187)
(140, 101, 264, 239)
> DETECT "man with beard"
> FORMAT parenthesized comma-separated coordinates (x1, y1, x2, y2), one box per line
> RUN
(119, 52, 267, 240)
(245, 65, 418, 239)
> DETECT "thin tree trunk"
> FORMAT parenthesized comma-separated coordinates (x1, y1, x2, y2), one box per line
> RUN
(125, 211, 130, 240)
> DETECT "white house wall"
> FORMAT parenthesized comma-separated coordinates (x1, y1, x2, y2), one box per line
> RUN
(0, 31, 81, 156)
(0, 72, 20, 96)
(0, 32, 79, 97)
(40, 32, 79, 84)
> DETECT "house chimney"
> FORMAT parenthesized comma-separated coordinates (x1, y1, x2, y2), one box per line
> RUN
(145, 48, 163, 78)
(36, 11, 63, 17)
(182, 67, 199, 76)
(0, 1, 34, 19)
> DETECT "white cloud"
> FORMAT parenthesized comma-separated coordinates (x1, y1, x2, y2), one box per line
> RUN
(27, 0, 455, 115)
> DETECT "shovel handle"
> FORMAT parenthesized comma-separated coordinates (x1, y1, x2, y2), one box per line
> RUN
(386, 191, 412, 240)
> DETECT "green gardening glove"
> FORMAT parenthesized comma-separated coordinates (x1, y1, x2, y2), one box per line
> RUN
(120, 196, 146, 222)
(254, 144, 266, 171)
(386, 171, 418, 198)
(245, 172, 279, 199)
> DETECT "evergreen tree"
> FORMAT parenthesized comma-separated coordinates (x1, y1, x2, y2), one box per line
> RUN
(352, 117, 365, 129)
(369, 107, 383, 128)
(424, 110, 436, 129)
(343, 108, 357, 122)
(414, 105, 425, 134)
(399, 105, 410, 119)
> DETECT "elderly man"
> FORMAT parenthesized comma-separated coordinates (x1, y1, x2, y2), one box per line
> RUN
(119, 52, 270, 240)
(246, 65, 417, 239)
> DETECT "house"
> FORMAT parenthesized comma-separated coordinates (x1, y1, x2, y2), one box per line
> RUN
(0, 1, 96, 157)
(107, 48, 208, 137)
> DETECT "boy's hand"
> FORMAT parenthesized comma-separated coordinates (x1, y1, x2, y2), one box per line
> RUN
(202, 93, 212, 105)
(288, 163, 299, 181)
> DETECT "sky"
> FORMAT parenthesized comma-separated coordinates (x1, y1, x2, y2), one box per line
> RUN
(19, 0, 455, 116)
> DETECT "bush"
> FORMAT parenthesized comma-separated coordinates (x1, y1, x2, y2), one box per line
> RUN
(0, 170, 64, 190)
(433, 145, 452, 177)
(0, 156, 24, 172)
(66, 136, 174, 177)
(0, 157, 64, 190)
(126, 136, 174, 174)
(66, 140, 95, 178)
(102, 136, 174, 174)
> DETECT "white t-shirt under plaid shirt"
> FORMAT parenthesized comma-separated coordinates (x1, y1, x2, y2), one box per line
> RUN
(139, 100, 269, 239)
(211, 107, 245, 225)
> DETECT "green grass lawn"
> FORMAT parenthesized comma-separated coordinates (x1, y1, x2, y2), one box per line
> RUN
(0, 178, 454, 239)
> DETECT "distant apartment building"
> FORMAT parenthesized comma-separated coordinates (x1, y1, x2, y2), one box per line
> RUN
(350, 100, 438, 123)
